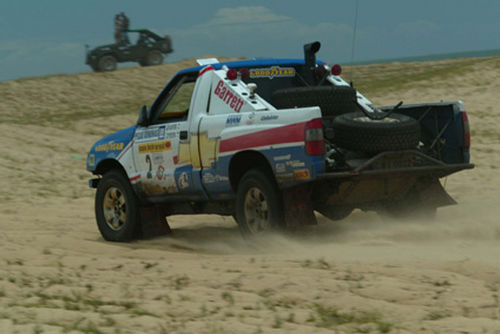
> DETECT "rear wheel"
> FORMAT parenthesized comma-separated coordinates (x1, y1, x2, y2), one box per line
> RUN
(95, 171, 140, 241)
(235, 170, 284, 237)
(97, 55, 117, 72)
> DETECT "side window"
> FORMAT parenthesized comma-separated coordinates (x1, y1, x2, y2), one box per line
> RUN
(156, 79, 196, 122)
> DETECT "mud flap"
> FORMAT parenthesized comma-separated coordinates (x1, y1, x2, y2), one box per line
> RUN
(417, 179, 457, 207)
(282, 184, 317, 227)
(138, 206, 172, 239)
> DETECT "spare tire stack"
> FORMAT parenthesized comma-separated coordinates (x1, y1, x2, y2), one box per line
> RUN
(271, 86, 420, 153)
(332, 112, 420, 153)
(271, 86, 359, 118)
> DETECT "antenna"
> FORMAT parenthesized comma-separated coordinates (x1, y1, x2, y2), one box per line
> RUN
(349, 0, 360, 87)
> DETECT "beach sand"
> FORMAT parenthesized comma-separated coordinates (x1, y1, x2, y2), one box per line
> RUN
(0, 56, 499, 333)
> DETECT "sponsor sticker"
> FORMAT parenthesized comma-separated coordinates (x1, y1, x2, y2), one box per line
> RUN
(95, 141, 125, 152)
(156, 165, 165, 180)
(286, 160, 305, 168)
(178, 172, 189, 189)
(203, 173, 229, 184)
(226, 114, 242, 126)
(203, 173, 215, 184)
(260, 115, 279, 121)
(249, 66, 295, 79)
(294, 169, 310, 180)
(275, 163, 286, 173)
(135, 126, 166, 141)
(138, 141, 172, 154)
(214, 80, 244, 113)
(273, 154, 291, 161)
(88, 154, 95, 166)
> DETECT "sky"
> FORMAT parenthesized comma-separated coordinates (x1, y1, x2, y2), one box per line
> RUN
(1, 0, 500, 82)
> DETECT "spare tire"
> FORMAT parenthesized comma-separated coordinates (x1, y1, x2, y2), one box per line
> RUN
(332, 112, 420, 153)
(271, 86, 359, 117)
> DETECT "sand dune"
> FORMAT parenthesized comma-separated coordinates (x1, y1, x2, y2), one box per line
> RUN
(1, 56, 500, 333)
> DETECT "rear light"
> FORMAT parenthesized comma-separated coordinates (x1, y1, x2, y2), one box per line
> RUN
(305, 118, 324, 155)
(315, 65, 327, 77)
(226, 68, 237, 80)
(331, 64, 342, 76)
(462, 112, 470, 148)
(240, 68, 250, 79)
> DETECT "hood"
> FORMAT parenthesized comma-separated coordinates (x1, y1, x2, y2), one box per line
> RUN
(90, 44, 116, 53)
(87, 125, 136, 172)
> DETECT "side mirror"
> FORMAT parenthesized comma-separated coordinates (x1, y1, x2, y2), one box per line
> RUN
(137, 105, 150, 126)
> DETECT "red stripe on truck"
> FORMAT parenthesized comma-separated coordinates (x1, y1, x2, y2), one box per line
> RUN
(219, 121, 307, 153)
(198, 65, 214, 77)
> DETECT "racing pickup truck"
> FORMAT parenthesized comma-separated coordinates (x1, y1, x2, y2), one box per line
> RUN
(86, 42, 473, 241)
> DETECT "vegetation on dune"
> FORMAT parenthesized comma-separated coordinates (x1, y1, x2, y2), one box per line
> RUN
(0, 55, 498, 131)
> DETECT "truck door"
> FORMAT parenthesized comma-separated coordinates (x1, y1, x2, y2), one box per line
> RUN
(132, 74, 204, 200)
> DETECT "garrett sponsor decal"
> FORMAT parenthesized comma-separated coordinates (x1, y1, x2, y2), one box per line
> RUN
(214, 80, 244, 113)
(95, 141, 125, 152)
(249, 66, 295, 79)
(138, 141, 172, 154)
(294, 169, 310, 180)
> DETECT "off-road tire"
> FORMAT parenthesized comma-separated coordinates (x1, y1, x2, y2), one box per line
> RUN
(144, 50, 164, 66)
(332, 112, 420, 153)
(95, 170, 140, 241)
(271, 86, 359, 117)
(97, 55, 117, 72)
(235, 170, 284, 237)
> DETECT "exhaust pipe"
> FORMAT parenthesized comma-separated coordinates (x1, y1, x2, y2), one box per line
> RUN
(303, 41, 321, 69)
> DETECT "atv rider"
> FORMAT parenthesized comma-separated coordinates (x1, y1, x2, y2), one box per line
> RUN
(114, 12, 130, 45)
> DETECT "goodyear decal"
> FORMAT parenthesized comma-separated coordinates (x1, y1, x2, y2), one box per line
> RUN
(249, 66, 295, 79)
(95, 141, 125, 152)
(138, 140, 172, 154)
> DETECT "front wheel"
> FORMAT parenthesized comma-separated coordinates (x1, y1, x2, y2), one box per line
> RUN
(95, 171, 140, 241)
(143, 50, 164, 66)
(97, 55, 117, 72)
(235, 170, 284, 237)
